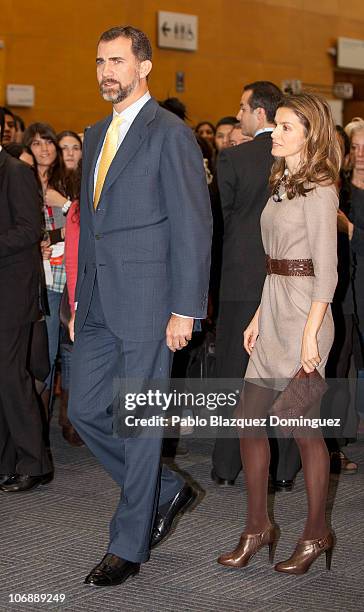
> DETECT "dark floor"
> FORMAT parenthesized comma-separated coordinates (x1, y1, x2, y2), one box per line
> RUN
(0, 408, 363, 612)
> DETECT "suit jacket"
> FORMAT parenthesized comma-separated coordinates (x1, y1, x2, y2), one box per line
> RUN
(75, 97, 212, 342)
(217, 132, 273, 302)
(0, 149, 42, 329)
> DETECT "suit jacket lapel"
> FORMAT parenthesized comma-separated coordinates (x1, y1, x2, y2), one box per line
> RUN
(98, 98, 158, 203)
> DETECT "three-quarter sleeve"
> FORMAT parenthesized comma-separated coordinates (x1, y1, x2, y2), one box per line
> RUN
(303, 185, 338, 302)
(64, 201, 80, 313)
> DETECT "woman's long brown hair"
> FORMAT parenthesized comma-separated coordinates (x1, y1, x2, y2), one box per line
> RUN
(270, 93, 342, 199)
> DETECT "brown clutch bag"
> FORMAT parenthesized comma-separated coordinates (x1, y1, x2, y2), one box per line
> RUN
(269, 367, 328, 436)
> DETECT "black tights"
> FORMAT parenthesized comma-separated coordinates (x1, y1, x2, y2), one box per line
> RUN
(238, 382, 330, 540)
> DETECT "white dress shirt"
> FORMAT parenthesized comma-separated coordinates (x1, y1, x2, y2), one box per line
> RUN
(254, 127, 274, 137)
(93, 91, 151, 195)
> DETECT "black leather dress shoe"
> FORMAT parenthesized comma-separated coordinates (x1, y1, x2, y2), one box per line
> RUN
(151, 483, 197, 548)
(0, 474, 13, 486)
(0, 473, 53, 492)
(211, 468, 235, 486)
(84, 554, 140, 587)
(272, 479, 294, 492)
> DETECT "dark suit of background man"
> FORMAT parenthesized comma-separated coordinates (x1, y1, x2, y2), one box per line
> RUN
(0, 111, 52, 492)
(68, 26, 212, 587)
(211, 81, 301, 489)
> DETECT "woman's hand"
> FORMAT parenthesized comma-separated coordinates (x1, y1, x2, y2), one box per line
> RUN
(337, 209, 354, 239)
(301, 330, 321, 373)
(45, 188, 68, 208)
(40, 237, 51, 260)
(243, 309, 260, 355)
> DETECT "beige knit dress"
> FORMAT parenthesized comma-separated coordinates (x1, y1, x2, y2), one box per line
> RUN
(245, 183, 338, 390)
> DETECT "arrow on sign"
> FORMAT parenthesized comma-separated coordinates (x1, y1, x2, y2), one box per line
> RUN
(162, 22, 171, 36)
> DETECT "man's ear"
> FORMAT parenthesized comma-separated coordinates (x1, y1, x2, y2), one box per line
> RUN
(255, 106, 267, 126)
(139, 60, 152, 80)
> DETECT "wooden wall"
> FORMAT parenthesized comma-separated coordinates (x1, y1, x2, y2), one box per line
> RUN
(1, 0, 364, 131)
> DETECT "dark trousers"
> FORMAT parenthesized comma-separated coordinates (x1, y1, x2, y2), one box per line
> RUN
(0, 323, 52, 475)
(324, 313, 356, 451)
(212, 300, 301, 481)
(68, 279, 184, 563)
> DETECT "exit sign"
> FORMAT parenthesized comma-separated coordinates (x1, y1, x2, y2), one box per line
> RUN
(158, 11, 198, 51)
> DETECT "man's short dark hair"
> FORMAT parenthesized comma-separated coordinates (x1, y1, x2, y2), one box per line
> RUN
(99, 26, 152, 62)
(243, 81, 283, 123)
(216, 116, 239, 128)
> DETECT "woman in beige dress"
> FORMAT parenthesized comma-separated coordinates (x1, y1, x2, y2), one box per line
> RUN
(218, 93, 341, 575)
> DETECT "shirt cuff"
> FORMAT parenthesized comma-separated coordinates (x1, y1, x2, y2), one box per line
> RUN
(172, 312, 200, 319)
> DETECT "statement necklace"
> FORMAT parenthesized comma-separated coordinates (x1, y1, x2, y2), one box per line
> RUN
(273, 168, 289, 202)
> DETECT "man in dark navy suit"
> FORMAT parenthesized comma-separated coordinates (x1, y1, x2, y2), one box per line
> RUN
(68, 26, 212, 586)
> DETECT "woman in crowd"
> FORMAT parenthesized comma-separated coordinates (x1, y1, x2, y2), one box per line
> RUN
(57, 130, 82, 171)
(323, 126, 358, 474)
(22, 123, 80, 444)
(195, 121, 216, 152)
(339, 118, 364, 432)
(62, 148, 82, 359)
(57, 130, 83, 444)
(218, 93, 341, 574)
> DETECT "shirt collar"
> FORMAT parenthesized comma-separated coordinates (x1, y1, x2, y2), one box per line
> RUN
(254, 127, 274, 137)
(113, 91, 151, 123)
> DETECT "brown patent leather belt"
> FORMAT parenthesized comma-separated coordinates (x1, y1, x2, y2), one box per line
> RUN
(266, 255, 315, 276)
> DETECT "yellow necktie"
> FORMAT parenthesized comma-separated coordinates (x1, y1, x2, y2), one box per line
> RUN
(94, 115, 123, 209)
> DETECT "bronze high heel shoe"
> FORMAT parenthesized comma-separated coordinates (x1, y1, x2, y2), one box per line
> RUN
(217, 524, 279, 568)
(274, 531, 334, 575)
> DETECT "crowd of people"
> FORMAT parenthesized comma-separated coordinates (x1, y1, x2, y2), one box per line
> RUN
(0, 24, 363, 587)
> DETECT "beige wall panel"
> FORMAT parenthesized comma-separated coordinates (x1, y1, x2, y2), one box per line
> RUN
(1, 1, 364, 131)
(257, 6, 303, 65)
(263, 0, 303, 9)
(337, 18, 364, 39)
(261, 62, 302, 85)
(212, 2, 265, 62)
(302, 13, 337, 85)
(187, 58, 263, 124)
(338, 0, 364, 20)
(303, 0, 340, 16)
(0, 0, 14, 32)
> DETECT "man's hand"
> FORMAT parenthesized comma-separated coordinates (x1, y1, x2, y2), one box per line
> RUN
(166, 314, 194, 352)
(337, 209, 354, 239)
